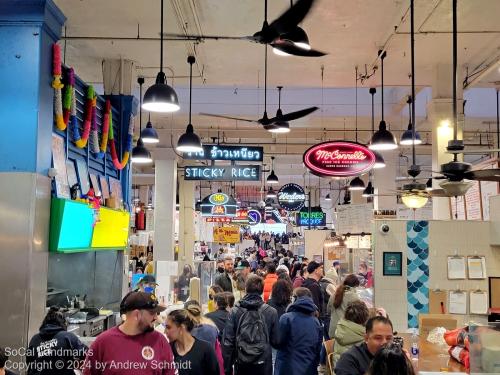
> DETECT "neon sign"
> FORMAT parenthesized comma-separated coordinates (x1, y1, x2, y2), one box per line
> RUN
(296, 207, 326, 227)
(184, 166, 261, 181)
(183, 145, 263, 161)
(248, 210, 262, 226)
(200, 193, 238, 217)
(278, 184, 306, 211)
(303, 141, 375, 177)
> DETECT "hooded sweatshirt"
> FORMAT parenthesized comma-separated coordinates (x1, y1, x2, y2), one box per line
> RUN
(274, 297, 323, 375)
(332, 318, 365, 363)
(26, 324, 87, 375)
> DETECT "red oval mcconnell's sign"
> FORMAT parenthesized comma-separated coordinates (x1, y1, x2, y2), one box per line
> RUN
(303, 141, 376, 177)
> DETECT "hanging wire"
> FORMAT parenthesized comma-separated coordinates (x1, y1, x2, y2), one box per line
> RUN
(355, 66, 358, 142)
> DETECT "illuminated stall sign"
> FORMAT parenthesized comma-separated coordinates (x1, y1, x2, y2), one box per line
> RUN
(296, 207, 326, 227)
(247, 209, 262, 226)
(206, 217, 232, 223)
(184, 165, 260, 181)
(278, 183, 306, 211)
(303, 141, 375, 177)
(200, 193, 238, 217)
(183, 145, 263, 161)
(232, 209, 249, 224)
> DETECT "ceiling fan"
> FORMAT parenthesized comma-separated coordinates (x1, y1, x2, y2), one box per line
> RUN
(163, 0, 326, 57)
(200, 41, 318, 131)
(432, 0, 500, 188)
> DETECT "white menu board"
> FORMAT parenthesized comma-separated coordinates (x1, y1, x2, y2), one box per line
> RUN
(480, 181, 498, 220)
(464, 181, 482, 220)
(51, 134, 70, 198)
(335, 203, 372, 234)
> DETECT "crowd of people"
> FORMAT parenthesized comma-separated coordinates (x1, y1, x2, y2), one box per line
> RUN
(2, 239, 413, 375)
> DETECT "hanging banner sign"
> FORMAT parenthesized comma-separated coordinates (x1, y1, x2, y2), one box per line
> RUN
(278, 183, 306, 211)
(303, 141, 375, 177)
(183, 145, 263, 161)
(296, 207, 326, 227)
(201, 193, 238, 217)
(213, 225, 241, 243)
(247, 209, 262, 226)
(184, 165, 261, 181)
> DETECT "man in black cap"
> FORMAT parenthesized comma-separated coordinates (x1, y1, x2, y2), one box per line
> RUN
(135, 274, 158, 294)
(83, 292, 175, 374)
(302, 261, 325, 317)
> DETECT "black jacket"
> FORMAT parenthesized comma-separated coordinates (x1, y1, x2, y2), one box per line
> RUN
(334, 342, 373, 375)
(222, 293, 279, 375)
(26, 324, 87, 375)
(267, 297, 289, 320)
(302, 277, 324, 318)
(205, 309, 229, 341)
(215, 272, 233, 292)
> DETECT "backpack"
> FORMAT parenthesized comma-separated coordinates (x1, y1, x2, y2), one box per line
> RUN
(235, 305, 270, 365)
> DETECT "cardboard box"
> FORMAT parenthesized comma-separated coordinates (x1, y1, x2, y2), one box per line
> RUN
(419, 313, 459, 335)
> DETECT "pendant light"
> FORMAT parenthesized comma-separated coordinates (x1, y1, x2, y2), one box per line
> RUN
(142, 0, 179, 112)
(266, 186, 277, 198)
(325, 182, 331, 201)
(267, 156, 279, 184)
(141, 113, 159, 144)
(348, 176, 365, 191)
(400, 96, 422, 145)
(176, 56, 203, 153)
(368, 88, 386, 168)
(272, 0, 310, 56)
(369, 51, 398, 150)
(132, 77, 153, 164)
(402, 0, 428, 210)
(362, 181, 374, 198)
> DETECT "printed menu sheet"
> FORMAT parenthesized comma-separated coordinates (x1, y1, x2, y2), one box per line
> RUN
(467, 256, 486, 279)
(464, 181, 482, 220)
(469, 291, 488, 315)
(447, 256, 466, 279)
(449, 290, 467, 314)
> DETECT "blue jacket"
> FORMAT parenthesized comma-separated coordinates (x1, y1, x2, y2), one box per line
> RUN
(274, 297, 323, 375)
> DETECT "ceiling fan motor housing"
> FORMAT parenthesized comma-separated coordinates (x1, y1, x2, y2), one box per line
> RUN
(441, 161, 472, 181)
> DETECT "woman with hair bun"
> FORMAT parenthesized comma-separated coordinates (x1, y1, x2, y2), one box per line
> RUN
(166, 309, 220, 375)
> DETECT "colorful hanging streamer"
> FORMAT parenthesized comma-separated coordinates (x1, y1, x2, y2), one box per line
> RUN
(94, 100, 111, 159)
(74, 86, 96, 148)
(108, 110, 133, 170)
(63, 68, 75, 129)
(52, 44, 66, 131)
(90, 98, 101, 156)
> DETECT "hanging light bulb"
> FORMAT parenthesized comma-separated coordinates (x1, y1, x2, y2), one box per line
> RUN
(348, 177, 365, 191)
(142, 0, 179, 112)
(132, 77, 153, 164)
(402, 193, 428, 209)
(176, 56, 202, 153)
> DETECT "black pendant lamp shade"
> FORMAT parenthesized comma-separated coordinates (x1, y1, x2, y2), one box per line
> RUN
(176, 56, 202, 153)
(283, 26, 310, 50)
(142, 0, 179, 113)
(369, 51, 398, 151)
(362, 181, 374, 197)
(370, 120, 398, 150)
(267, 156, 279, 184)
(141, 114, 160, 143)
(348, 176, 365, 191)
(324, 193, 331, 201)
(373, 151, 386, 169)
(132, 77, 153, 164)
(400, 96, 422, 145)
(266, 186, 277, 198)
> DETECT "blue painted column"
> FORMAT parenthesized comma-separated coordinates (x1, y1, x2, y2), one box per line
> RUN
(0, 0, 66, 363)
(0, 0, 66, 173)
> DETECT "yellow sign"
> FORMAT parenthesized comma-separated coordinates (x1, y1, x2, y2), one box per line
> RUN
(91, 207, 130, 248)
(213, 225, 240, 243)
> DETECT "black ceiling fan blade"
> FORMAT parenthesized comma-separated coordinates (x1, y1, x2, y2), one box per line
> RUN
(268, 0, 315, 38)
(464, 169, 500, 181)
(271, 41, 327, 56)
(199, 113, 259, 123)
(273, 106, 319, 122)
(162, 32, 257, 42)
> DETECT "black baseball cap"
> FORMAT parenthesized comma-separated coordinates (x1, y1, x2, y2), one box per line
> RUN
(307, 261, 323, 274)
(120, 292, 166, 314)
(139, 275, 158, 285)
(236, 260, 250, 270)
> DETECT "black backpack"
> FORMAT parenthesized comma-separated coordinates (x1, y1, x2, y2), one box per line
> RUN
(235, 305, 270, 365)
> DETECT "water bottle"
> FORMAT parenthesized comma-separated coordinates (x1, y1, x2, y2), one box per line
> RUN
(410, 331, 419, 361)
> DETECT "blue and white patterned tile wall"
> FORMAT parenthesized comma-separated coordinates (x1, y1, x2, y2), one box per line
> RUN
(407, 220, 429, 329)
